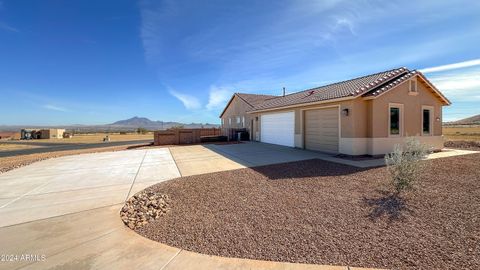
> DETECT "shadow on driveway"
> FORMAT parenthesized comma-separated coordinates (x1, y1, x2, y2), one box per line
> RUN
(202, 142, 372, 179)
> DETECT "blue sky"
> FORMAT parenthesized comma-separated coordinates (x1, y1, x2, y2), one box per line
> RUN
(0, 0, 479, 125)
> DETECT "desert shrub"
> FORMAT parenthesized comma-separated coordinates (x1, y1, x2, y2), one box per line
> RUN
(137, 128, 148, 134)
(385, 138, 431, 194)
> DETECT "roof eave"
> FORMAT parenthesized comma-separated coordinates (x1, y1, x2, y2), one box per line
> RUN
(417, 73, 452, 105)
(219, 94, 237, 118)
(248, 96, 356, 114)
(361, 73, 451, 105)
(219, 93, 258, 118)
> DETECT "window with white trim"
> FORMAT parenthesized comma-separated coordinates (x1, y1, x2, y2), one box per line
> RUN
(389, 105, 402, 136)
(229, 118, 232, 126)
(422, 107, 433, 135)
(242, 116, 245, 128)
(236, 116, 241, 124)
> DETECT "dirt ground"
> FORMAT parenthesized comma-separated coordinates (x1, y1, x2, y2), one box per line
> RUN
(0, 143, 149, 173)
(0, 143, 42, 152)
(443, 125, 480, 141)
(136, 154, 480, 270)
(18, 133, 153, 144)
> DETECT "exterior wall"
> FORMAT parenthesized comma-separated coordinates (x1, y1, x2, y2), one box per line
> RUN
(51, 129, 65, 139)
(370, 77, 443, 138)
(40, 129, 65, 139)
(368, 136, 444, 156)
(251, 76, 446, 155)
(221, 95, 253, 138)
(363, 77, 445, 155)
(39, 130, 50, 139)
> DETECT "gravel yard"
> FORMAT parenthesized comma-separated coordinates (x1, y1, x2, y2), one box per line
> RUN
(136, 154, 480, 270)
(445, 140, 480, 151)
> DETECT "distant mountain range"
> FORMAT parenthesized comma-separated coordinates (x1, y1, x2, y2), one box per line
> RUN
(445, 114, 480, 125)
(108, 116, 218, 130)
(0, 117, 219, 132)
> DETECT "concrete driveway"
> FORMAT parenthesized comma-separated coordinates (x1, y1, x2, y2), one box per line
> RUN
(169, 141, 392, 175)
(0, 145, 382, 270)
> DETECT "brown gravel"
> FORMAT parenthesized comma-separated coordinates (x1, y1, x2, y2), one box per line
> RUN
(0, 143, 149, 173)
(445, 140, 480, 151)
(136, 154, 480, 270)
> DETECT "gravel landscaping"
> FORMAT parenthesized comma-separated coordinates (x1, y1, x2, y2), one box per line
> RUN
(445, 140, 480, 151)
(134, 153, 480, 270)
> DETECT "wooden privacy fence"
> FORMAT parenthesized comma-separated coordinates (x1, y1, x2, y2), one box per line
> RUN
(154, 128, 222, 145)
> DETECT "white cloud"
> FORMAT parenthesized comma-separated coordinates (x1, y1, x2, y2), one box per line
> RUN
(427, 68, 480, 102)
(43, 104, 68, 112)
(169, 89, 201, 110)
(333, 17, 356, 35)
(206, 86, 234, 110)
(0, 22, 19, 32)
(420, 59, 480, 73)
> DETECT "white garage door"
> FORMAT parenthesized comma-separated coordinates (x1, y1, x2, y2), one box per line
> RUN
(304, 107, 339, 153)
(260, 112, 295, 147)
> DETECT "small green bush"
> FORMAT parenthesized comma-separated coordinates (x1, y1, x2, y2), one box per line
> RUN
(385, 138, 431, 194)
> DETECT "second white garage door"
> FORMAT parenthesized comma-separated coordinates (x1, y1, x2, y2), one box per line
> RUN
(304, 107, 339, 153)
(260, 112, 295, 147)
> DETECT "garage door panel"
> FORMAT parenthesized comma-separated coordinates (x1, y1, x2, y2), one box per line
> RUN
(308, 139, 338, 145)
(304, 108, 339, 153)
(309, 142, 337, 148)
(261, 112, 295, 147)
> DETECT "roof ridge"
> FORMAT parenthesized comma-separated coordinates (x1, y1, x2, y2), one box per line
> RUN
(312, 67, 408, 95)
(349, 67, 409, 96)
(362, 69, 416, 97)
(234, 93, 256, 108)
(236, 92, 277, 97)
(265, 67, 409, 100)
(234, 92, 278, 109)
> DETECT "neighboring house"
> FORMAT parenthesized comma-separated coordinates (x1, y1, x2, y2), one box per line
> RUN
(39, 129, 65, 139)
(20, 129, 65, 139)
(219, 67, 451, 155)
(220, 93, 277, 140)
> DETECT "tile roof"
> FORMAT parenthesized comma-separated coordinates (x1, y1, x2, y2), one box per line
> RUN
(235, 93, 277, 109)
(250, 67, 411, 111)
(219, 93, 277, 117)
(362, 70, 417, 97)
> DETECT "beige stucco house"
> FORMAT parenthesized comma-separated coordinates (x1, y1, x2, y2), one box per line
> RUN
(220, 67, 451, 155)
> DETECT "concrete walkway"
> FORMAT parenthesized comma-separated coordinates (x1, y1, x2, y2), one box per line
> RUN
(0, 147, 378, 270)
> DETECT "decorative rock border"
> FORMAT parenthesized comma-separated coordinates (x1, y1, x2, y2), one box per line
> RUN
(120, 191, 170, 229)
